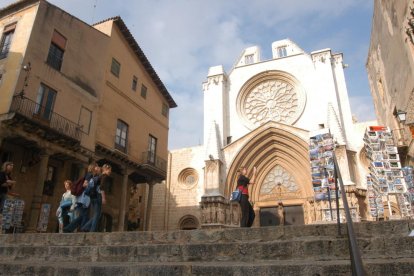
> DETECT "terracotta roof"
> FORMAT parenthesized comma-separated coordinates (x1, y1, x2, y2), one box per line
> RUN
(0, 0, 41, 17)
(94, 16, 177, 108)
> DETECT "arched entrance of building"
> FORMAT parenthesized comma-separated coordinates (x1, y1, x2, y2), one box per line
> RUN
(225, 122, 314, 226)
(178, 215, 200, 230)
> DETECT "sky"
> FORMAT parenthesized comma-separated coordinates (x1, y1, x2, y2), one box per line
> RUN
(1, 0, 376, 150)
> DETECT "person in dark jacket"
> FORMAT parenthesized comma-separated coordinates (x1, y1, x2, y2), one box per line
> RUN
(237, 166, 257, 227)
(81, 163, 111, 232)
(63, 162, 100, 233)
(0, 162, 16, 212)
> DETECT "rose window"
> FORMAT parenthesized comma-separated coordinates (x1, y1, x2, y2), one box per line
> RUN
(237, 73, 306, 129)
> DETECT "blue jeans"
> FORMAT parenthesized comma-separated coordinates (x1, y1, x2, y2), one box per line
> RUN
(81, 196, 101, 232)
(63, 205, 89, 233)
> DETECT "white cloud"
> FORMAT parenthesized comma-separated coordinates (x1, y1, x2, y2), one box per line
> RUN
(349, 96, 376, 122)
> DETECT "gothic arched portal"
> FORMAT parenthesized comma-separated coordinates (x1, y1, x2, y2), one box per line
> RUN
(225, 122, 314, 224)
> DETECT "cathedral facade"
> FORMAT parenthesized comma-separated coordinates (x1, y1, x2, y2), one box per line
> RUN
(152, 40, 371, 230)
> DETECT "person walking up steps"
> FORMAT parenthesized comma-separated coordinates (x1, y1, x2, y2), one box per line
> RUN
(237, 166, 257, 227)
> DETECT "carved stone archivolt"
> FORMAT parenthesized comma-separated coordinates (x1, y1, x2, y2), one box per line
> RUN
(237, 71, 306, 129)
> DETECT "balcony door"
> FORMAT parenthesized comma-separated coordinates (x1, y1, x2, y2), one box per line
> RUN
(148, 135, 157, 164)
(35, 84, 57, 121)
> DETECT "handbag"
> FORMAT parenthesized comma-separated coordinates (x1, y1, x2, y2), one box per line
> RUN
(77, 191, 91, 208)
(60, 199, 72, 209)
(230, 189, 242, 202)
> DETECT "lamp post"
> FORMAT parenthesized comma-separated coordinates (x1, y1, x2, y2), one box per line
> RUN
(18, 62, 31, 97)
(395, 110, 407, 124)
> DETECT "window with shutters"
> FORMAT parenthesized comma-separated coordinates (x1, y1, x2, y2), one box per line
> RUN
(0, 23, 16, 59)
(46, 30, 66, 70)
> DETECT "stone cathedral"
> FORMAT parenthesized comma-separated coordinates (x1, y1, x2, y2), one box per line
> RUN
(151, 39, 372, 230)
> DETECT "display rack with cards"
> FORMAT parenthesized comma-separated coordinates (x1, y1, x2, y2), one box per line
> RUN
(309, 132, 339, 201)
(364, 126, 413, 219)
(1, 197, 24, 233)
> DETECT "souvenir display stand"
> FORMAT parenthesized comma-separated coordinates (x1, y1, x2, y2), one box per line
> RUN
(1, 193, 24, 233)
(37, 203, 51, 232)
(310, 133, 336, 201)
(402, 166, 414, 217)
(364, 126, 413, 220)
(309, 132, 358, 223)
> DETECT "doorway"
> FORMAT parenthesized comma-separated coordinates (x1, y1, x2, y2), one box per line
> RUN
(260, 207, 279, 226)
(260, 205, 304, 226)
(284, 205, 304, 225)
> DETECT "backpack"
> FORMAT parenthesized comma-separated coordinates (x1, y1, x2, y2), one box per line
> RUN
(71, 176, 85, 196)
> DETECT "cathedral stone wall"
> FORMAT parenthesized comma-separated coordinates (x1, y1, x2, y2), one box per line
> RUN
(149, 182, 167, 230)
(153, 146, 204, 230)
(160, 40, 373, 229)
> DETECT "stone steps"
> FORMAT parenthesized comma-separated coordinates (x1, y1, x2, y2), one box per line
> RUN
(0, 220, 413, 275)
(0, 236, 413, 263)
(0, 220, 412, 246)
(0, 258, 413, 276)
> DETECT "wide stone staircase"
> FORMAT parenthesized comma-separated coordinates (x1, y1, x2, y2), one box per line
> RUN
(0, 220, 413, 275)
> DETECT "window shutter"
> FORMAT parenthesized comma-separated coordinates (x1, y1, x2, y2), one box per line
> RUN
(51, 30, 66, 49)
(3, 23, 16, 33)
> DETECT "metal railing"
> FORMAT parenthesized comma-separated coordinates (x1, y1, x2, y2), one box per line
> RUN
(333, 153, 365, 276)
(9, 95, 82, 141)
(141, 151, 167, 172)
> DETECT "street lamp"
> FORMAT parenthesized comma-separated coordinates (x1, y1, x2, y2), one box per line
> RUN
(395, 110, 407, 124)
(18, 62, 31, 97)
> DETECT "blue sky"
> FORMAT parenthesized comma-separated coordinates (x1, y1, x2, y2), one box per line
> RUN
(1, 0, 376, 150)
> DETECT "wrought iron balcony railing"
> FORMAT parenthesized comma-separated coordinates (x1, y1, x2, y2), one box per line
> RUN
(141, 151, 167, 172)
(9, 95, 82, 141)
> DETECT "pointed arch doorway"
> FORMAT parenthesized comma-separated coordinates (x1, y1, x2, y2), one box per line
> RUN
(225, 122, 314, 226)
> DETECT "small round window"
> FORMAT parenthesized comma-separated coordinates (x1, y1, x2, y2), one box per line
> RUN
(178, 168, 198, 189)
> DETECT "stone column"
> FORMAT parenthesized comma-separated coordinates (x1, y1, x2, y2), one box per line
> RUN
(335, 146, 354, 185)
(144, 181, 155, 231)
(27, 150, 50, 232)
(117, 168, 130, 231)
(253, 206, 260, 227)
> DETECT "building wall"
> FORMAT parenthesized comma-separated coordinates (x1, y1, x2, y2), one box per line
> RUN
(153, 146, 204, 231)
(23, 1, 108, 151)
(94, 21, 170, 162)
(366, 0, 414, 164)
(0, 2, 38, 114)
(204, 42, 355, 152)
(0, 1, 111, 232)
(163, 40, 368, 230)
(0, 1, 175, 232)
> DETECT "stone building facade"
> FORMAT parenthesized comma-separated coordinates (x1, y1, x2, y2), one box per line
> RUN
(153, 40, 373, 230)
(0, 0, 176, 232)
(366, 0, 414, 166)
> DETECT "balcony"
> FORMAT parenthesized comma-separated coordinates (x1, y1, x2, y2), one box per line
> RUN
(140, 151, 167, 180)
(6, 95, 82, 145)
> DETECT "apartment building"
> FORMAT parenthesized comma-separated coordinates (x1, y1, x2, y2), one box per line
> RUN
(0, 0, 176, 232)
